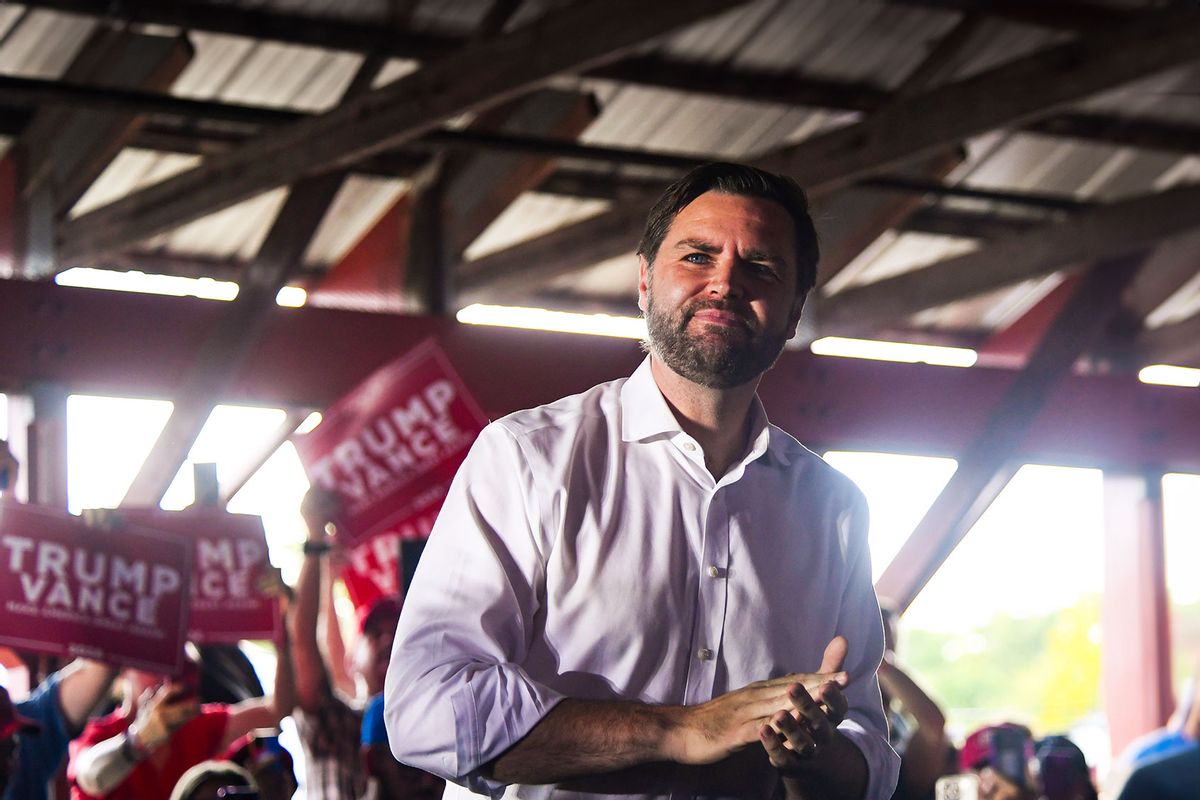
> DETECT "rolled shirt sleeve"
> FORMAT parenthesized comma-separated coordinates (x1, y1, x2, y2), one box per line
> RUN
(384, 423, 564, 795)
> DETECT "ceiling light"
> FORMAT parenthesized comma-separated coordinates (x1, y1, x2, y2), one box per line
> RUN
(810, 336, 977, 368)
(456, 304, 646, 339)
(1138, 364, 1200, 388)
(275, 286, 307, 307)
(55, 268, 239, 301)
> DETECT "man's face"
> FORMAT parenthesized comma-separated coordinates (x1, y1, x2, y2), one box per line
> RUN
(639, 191, 806, 389)
(356, 616, 398, 697)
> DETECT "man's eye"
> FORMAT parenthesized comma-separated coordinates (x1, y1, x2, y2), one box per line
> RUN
(683, 253, 709, 264)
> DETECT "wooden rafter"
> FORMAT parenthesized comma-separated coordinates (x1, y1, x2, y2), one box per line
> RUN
(820, 184, 1200, 334)
(13, 29, 191, 277)
(755, 9, 1200, 193)
(57, 0, 749, 262)
(119, 56, 389, 507)
(1139, 311, 1200, 368)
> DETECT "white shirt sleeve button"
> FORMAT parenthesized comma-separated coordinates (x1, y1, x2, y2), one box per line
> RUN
(706, 565, 720, 578)
(697, 648, 714, 661)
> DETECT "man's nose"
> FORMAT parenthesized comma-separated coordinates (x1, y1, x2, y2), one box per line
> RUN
(706, 256, 744, 297)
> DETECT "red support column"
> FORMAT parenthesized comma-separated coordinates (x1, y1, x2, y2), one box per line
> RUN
(1102, 471, 1174, 757)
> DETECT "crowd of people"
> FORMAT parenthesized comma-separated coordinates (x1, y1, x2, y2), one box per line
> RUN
(2, 162, 1197, 800)
(0, 439, 443, 800)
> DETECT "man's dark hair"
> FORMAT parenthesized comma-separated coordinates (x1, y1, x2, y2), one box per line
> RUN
(636, 162, 820, 295)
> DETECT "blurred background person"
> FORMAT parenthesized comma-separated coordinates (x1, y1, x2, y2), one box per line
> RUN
(69, 633, 292, 798)
(1034, 735, 1097, 800)
(1, 660, 119, 800)
(168, 759, 259, 800)
(880, 605, 952, 800)
(960, 723, 1038, 800)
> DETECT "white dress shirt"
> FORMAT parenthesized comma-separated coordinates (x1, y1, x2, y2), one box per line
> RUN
(384, 358, 899, 799)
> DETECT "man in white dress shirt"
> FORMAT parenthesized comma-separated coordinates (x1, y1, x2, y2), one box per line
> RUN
(384, 162, 899, 800)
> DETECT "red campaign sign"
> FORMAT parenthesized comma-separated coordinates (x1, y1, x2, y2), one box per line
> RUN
(293, 339, 487, 549)
(122, 509, 278, 645)
(0, 501, 191, 675)
(340, 507, 439, 609)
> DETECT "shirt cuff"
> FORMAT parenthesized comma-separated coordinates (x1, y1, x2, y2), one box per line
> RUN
(450, 662, 567, 796)
(837, 717, 901, 800)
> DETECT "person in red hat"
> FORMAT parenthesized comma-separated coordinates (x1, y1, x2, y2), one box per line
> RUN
(1, 660, 119, 800)
(960, 723, 1037, 800)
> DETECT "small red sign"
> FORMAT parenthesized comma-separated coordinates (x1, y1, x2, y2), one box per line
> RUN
(340, 508, 439, 609)
(0, 502, 191, 674)
(293, 339, 487, 557)
(123, 508, 278, 644)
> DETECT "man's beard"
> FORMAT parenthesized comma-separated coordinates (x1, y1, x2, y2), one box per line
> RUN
(643, 293, 791, 389)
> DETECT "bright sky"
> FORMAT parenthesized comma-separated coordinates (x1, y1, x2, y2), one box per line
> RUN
(64, 396, 311, 582)
(825, 453, 1108, 632)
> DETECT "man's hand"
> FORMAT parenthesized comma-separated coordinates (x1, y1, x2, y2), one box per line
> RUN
(128, 683, 199, 753)
(759, 637, 849, 771)
(667, 657, 848, 766)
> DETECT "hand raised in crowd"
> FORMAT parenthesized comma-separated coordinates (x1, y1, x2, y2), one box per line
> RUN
(127, 682, 200, 754)
(300, 487, 340, 542)
(665, 644, 849, 766)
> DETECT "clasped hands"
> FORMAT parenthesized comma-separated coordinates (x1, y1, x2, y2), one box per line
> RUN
(671, 636, 851, 779)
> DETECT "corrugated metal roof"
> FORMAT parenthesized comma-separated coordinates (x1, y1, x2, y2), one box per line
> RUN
(1, 0, 1194, 341)
(0, 7, 94, 77)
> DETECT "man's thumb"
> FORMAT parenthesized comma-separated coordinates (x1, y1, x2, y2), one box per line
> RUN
(819, 635, 848, 675)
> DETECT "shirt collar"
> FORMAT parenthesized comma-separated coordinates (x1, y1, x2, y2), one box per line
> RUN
(621, 357, 681, 442)
(620, 357, 792, 468)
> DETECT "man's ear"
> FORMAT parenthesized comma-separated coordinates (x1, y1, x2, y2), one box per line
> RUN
(637, 255, 651, 314)
(786, 293, 807, 340)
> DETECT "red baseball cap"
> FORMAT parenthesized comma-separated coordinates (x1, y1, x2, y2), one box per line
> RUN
(0, 685, 39, 740)
(356, 596, 403, 637)
(960, 723, 1033, 771)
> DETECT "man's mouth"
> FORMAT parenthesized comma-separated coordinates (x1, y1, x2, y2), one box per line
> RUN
(688, 306, 753, 331)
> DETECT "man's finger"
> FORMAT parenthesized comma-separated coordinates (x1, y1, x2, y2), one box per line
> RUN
(788, 684, 833, 745)
(771, 708, 817, 757)
(818, 635, 848, 674)
(816, 681, 849, 727)
(759, 724, 798, 769)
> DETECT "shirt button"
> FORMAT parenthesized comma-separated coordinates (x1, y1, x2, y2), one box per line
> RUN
(706, 565, 720, 578)
(697, 648, 713, 661)
(682, 441, 697, 452)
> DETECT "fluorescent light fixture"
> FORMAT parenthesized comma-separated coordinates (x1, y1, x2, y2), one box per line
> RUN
(295, 411, 323, 434)
(810, 336, 977, 367)
(56, 267, 239, 301)
(1138, 364, 1200, 388)
(275, 286, 307, 307)
(456, 303, 647, 339)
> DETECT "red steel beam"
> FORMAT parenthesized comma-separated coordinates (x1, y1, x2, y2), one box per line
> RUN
(1, 279, 1198, 472)
(1102, 471, 1174, 757)
(874, 254, 1147, 610)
